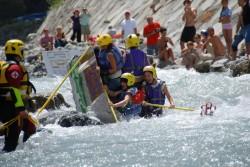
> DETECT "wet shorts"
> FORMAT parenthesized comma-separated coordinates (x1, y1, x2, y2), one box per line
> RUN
(180, 26, 196, 42)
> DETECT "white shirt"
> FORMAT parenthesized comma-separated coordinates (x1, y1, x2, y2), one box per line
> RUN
(121, 18, 137, 39)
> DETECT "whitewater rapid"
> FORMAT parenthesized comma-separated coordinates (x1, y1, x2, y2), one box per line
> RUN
(0, 68, 250, 167)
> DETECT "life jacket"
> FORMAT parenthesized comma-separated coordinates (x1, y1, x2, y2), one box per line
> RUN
(0, 87, 24, 122)
(0, 61, 36, 99)
(119, 87, 142, 118)
(97, 45, 123, 73)
(144, 79, 165, 105)
(123, 48, 149, 76)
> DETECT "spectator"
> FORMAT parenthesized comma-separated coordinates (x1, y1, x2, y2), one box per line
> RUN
(194, 33, 214, 61)
(180, 0, 197, 50)
(219, 0, 233, 58)
(40, 28, 53, 51)
(121, 10, 137, 39)
(143, 16, 161, 56)
(80, 8, 91, 42)
(200, 29, 214, 56)
(181, 41, 200, 69)
(232, 0, 250, 60)
(70, 9, 81, 43)
(204, 27, 226, 61)
(157, 27, 175, 64)
(54, 26, 68, 48)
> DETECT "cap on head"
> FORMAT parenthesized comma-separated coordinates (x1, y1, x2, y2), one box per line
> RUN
(201, 29, 208, 37)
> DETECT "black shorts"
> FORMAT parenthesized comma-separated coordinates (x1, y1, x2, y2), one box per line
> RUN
(180, 26, 196, 42)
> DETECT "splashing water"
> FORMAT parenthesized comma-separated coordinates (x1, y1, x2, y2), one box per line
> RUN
(0, 69, 250, 167)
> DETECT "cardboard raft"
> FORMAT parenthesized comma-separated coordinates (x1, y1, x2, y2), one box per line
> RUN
(68, 47, 120, 123)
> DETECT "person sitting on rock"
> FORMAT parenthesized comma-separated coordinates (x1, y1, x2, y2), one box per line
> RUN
(123, 34, 149, 84)
(203, 27, 226, 61)
(141, 65, 175, 118)
(194, 34, 214, 61)
(40, 28, 53, 51)
(109, 73, 142, 120)
(157, 27, 175, 65)
(54, 26, 68, 48)
(181, 41, 200, 69)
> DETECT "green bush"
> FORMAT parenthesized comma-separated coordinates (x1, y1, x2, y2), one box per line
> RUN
(47, 0, 63, 8)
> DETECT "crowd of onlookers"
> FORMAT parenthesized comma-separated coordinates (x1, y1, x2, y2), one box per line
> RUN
(40, 8, 91, 50)
(40, 0, 250, 69)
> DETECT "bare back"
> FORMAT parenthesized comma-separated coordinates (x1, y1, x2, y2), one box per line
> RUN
(209, 36, 226, 57)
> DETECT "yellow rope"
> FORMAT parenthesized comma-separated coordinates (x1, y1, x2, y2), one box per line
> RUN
(144, 102, 195, 111)
(36, 49, 89, 117)
(0, 115, 19, 130)
(104, 90, 118, 123)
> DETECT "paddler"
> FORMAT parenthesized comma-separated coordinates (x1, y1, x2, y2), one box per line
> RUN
(141, 65, 175, 117)
(96, 34, 124, 91)
(109, 73, 144, 120)
(123, 34, 149, 84)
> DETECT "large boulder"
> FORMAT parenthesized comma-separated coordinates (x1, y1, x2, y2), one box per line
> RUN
(230, 58, 250, 77)
(195, 60, 213, 73)
(58, 112, 103, 127)
(210, 59, 229, 72)
(29, 93, 71, 112)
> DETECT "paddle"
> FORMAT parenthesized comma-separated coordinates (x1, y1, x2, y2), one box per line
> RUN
(143, 102, 195, 111)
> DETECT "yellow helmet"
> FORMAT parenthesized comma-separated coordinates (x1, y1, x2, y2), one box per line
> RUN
(96, 34, 112, 47)
(126, 34, 140, 48)
(5, 39, 25, 60)
(121, 73, 135, 87)
(143, 65, 157, 79)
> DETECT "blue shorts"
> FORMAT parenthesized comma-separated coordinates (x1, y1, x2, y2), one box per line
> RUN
(232, 25, 250, 51)
(147, 44, 158, 56)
